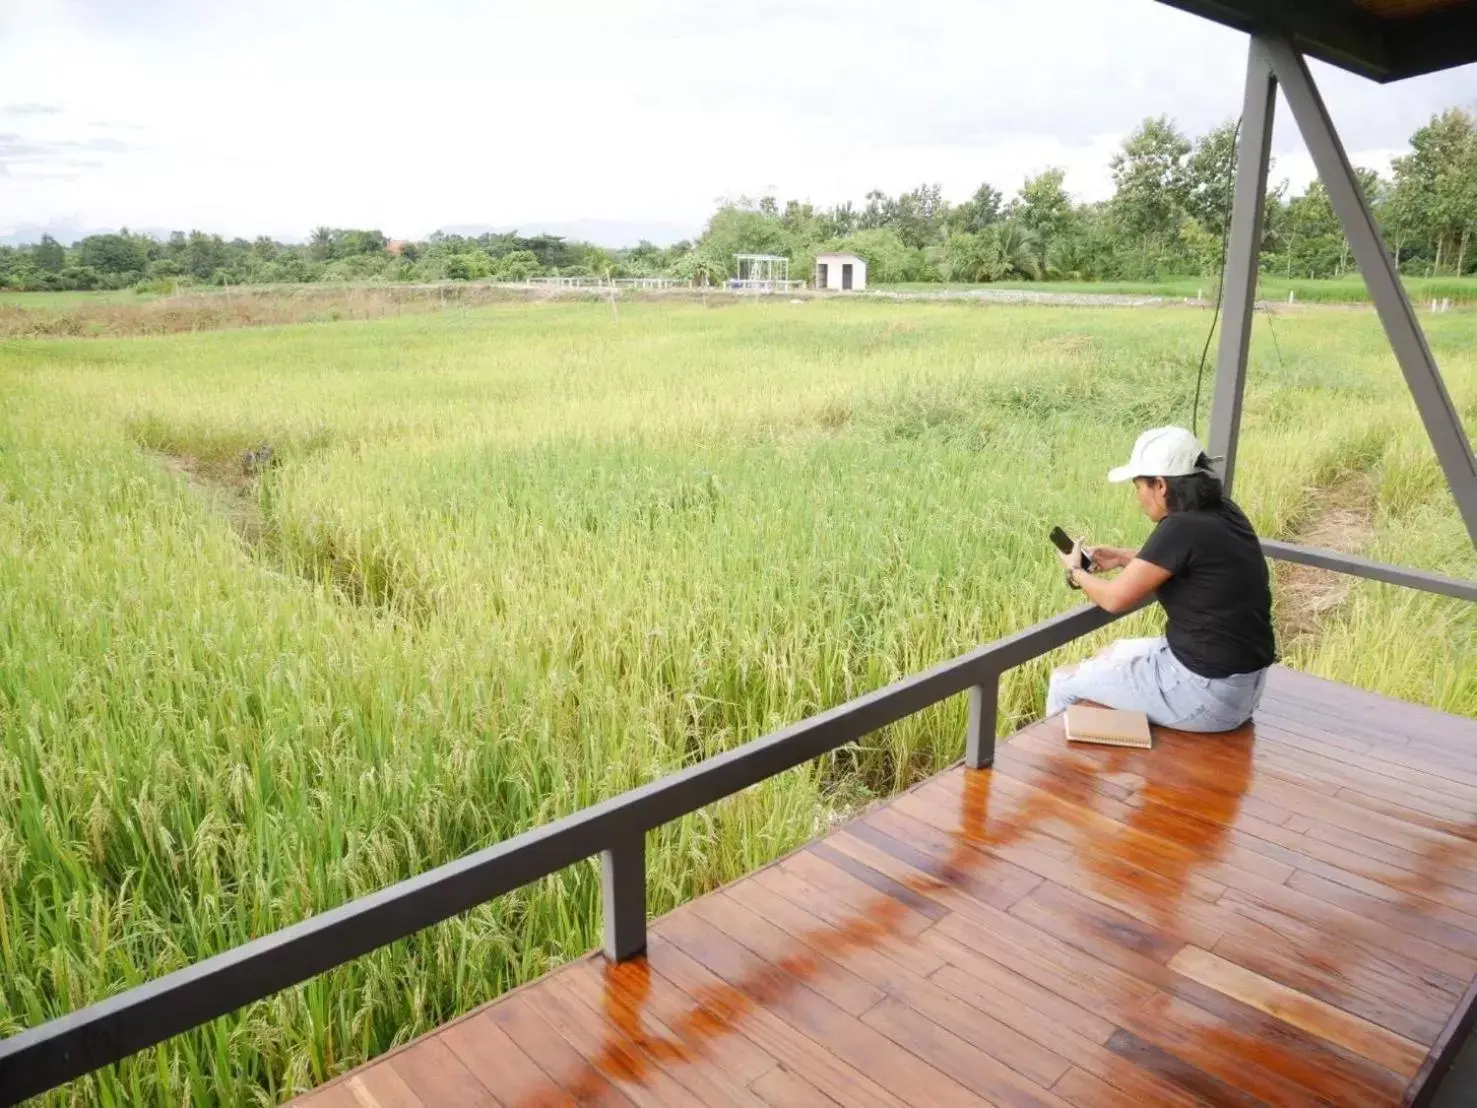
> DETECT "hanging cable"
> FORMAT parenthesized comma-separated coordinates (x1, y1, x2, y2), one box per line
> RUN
(1190, 114, 1243, 438)
(1263, 302, 1286, 373)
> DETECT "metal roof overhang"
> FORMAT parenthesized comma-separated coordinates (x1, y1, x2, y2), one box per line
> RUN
(1154, 0, 1477, 80)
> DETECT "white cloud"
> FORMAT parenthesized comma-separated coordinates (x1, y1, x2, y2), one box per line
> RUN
(1, 0, 1473, 244)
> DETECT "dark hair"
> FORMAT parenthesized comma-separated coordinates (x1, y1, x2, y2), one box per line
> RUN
(1138, 453, 1224, 513)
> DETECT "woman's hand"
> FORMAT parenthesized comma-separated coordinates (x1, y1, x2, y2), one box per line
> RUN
(1084, 544, 1134, 572)
(1056, 540, 1087, 576)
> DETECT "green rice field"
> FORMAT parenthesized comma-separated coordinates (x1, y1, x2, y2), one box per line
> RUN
(1, 295, 1474, 1104)
(884, 274, 1477, 303)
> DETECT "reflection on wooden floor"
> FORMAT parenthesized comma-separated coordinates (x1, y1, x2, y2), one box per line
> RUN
(296, 667, 1477, 1107)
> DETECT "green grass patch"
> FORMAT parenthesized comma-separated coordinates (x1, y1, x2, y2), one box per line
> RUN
(880, 274, 1477, 304)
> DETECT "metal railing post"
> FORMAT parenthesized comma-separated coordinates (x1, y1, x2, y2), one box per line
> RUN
(601, 830, 646, 961)
(965, 672, 999, 769)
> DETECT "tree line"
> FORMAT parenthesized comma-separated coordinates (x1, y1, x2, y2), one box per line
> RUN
(3, 107, 1473, 293)
(0, 228, 621, 293)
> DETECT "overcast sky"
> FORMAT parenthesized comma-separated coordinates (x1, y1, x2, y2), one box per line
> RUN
(3, 0, 1474, 245)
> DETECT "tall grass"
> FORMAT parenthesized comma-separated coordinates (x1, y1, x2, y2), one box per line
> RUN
(0, 284, 541, 338)
(883, 274, 1477, 304)
(0, 298, 1473, 1104)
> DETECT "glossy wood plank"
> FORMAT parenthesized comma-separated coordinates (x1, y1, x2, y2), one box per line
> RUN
(489, 992, 638, 1107)
(1230, 803, 1477, 901)
(441, 1013, 575, 1108)
(749, 1065, 842, 1107)
(1256, 724, 1477, 804)
(1119, 990, 1375, 1106)
(917, 922, 1141, 1041)
(1154, 971, 1413, 1104)
(345, 1067, 429, 1108)
(685, 891, 885, 1017)
(519, 972, 718, 1107)
(1210, 930, 1447, 1044)
(943, 765, 1294, 899)
(1252, 772, 1460, 852)
(719, 879, 943, 1001)
(1049, 1066, 1162, 1108)
(932, 899, 1158, 1012)
(777, 850, 937, 939)
(925, 964, 1206, 1108)
(1264, 672, 1474, 744)
(870, 803, 1217, 960)
(993, 878, 1411, 1105)
(1260, 678, 1471, 741)
(858, 997, 1071, 1108)
(745, 863, 947, 978)
(806, 841, 951, 921)
(886, 778, 1225, 919)
(1007, 870, 1440, 1092)
(389, 1038, 499, 1108)
(883, 788, 1231, 952)
(1282, 869, 1477, 966)
(643, 935, 907, 1108)
(836, 816, 1044, 910)
(718, 876, 1075, 1089)
(1253, 742, 1477, 822)
(1217, 877, 1474, 989)
(1167, 946, 1428, 1076)
(1101, 1027, 1266, 1107)
(292, 1082, 363, 1108)
(555, 962, 772, 1108)
(560, 956, 778, 1088)
(1256, 698, 1434, 750)
(658, 913, 992, 1108)
(1266, 719, 1447, 792)
(956, 758, 1298, 885)
(996, 727, 1298, 828)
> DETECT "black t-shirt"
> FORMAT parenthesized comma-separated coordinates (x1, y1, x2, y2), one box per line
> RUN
(1137, 499, 1277, 678)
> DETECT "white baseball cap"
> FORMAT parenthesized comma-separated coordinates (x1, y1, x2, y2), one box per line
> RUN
(1107, 426, 1221, 483)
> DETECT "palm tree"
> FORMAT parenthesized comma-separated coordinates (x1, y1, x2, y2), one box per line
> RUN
(309, 226, 334, 262)
(992, 222, 1042, 281)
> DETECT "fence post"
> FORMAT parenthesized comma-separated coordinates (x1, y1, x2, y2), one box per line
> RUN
(601, 830, 646, 961)
(965, 672, 1000, 769)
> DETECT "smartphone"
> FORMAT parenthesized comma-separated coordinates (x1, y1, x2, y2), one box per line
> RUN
(1049, 526, 1093, 571)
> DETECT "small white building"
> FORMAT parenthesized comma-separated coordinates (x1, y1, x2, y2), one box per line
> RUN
(813, 252, 867, 292)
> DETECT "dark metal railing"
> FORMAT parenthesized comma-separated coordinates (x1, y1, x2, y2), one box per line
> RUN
(1261, 540, 1477, 603)
(2, 539, 1470, 1103)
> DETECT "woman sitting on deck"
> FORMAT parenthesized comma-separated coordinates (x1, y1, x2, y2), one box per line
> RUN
(1047, 425, 1277, 733)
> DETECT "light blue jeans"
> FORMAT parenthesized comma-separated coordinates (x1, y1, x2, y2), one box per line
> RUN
(1046, 637, 1267, 732)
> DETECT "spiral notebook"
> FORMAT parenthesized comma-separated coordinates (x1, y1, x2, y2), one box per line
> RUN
(1064, 705, 1153, 749)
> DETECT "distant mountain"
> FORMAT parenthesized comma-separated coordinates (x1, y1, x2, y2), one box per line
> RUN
(1, 223, 182, 246)
(0, 223, 105, 247)
(434, 218, 699, 249)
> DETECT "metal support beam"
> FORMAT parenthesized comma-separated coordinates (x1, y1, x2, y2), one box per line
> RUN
(601, 831, 646, 962)
(1262, 34, 1477, 548)
(1208, 36, 1277, 495)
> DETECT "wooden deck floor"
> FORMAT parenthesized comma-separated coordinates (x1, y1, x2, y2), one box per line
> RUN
(296, 667, 1477, 1107)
